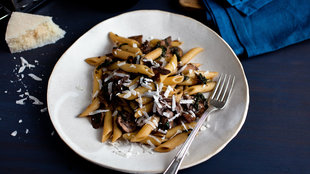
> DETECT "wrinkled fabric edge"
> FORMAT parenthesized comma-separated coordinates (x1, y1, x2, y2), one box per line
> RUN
(203, 0, 246, 56)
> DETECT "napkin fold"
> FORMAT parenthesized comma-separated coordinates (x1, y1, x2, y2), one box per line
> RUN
(203, 0, 310, 57)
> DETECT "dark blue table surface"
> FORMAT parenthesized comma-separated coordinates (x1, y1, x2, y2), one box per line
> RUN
(0, 0, 309, 174)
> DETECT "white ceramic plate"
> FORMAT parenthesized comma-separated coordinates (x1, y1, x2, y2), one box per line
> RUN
(47, 10, 249, 173)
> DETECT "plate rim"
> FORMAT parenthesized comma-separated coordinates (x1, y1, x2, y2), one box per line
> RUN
(47, 9, 249, 173)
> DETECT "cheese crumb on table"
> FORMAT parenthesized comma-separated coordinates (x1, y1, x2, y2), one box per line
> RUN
(5, 12, 66, 53)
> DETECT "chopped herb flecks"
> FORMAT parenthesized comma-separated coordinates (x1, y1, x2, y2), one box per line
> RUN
(184, 75, 189, 81)
(197, 73, 208, 84)
(193, 93, 206, 110)
(96, 59, 113, 70)
(118, 43, 128, 48)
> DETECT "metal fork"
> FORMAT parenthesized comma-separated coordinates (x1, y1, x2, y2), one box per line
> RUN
(163, 74, 235, 174)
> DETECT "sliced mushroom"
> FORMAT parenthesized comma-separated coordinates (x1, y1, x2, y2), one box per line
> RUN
(153, 67, 171, 75)
(175, 102, 183, 113)
(183, 63, 199, 73)
(90, 113, 104, 129)
(170, 47, 183, 59)
(182, 112, 196, 123)
(141, 40, 152, 54)
(129, 35, 143, 44)
(116, 112, 136, 133)
(194, 102, 207, 117)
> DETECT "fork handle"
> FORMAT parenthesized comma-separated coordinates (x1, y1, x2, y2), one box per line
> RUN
(163, 106, 216, 174)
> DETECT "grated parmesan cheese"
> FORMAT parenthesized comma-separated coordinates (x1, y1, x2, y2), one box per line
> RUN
(18, 57, 35, 73)
(108, 82, 113, 94)
(112, 110, 118, 117)
(164, 85, 173, 98)
(180, 99, 194, 104)
(168, 113, 180, 122)
(117, 61, 126, 67)
(181, 121, 188, 132)
(89, 109, 109, 115)
(11, 131, 17, 136)
(28, 73, 42, 81)
(123, 90, 132, 98)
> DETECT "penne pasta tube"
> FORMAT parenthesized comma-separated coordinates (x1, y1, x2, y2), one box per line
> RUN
(180, 47, 204, 66)
(183, 82, 216, 95)
(174, 86, 184, 102)
(131, 116, 160, 142)
(119, 63, 155, 77)
(186, 71, 219, 79)
(166, 122, 197, 139)
(141, 135, 167, 146)
(135, 97, 153, 105)
(144, 48, 162, 60)
(107, 62, 118, 71)
(118, 83, 156, 100)
(149, 39, 161, 47)
(111, 116, 122, 142)
(128, 76, 140, 86)
(134, 102, 154, 118)
(124, 132, 166, 146)
(85, 56, 106, 66)
(159, 55, 178, 82)
(109, 32, 141, 47)
(102, 110, 113, 142)
(178, 77, 198, 86)
(163, 75, 184, 85)
(79, 97, 100, 117)
(129, 101, 138, 110)
(191, 63, 202, 68)
(154, 132, 189, 152)
(120, 44, 142, 55)
(92, 68, 102, 98)
(123, 132, 137, 141)
(171, 40, 183, 47)
(112, 48, 136, 60)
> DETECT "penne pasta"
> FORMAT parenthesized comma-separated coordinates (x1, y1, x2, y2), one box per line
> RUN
(119, 63, 155, 77)
(102, 110, 113, 142)
(180, 47, 204, 66)
(131, 116, 160, 142)
(154, 132, 189, 152)
(92, 68, 102, 98)
(163, 75, 184, 85)
(119, 44, 142, 55)
(178, 77, 198, 86)
(135, 97, 153, 105)
(85, 56, 106, 66)
(144, 48, 162, 60)
(134, 102, 154, 118)
(109, 32, 141, 47)
(79, 97, 100, 117)
(112, 48, 136, 60)
(111, 116, 122, 142)
(141, 135, 167, 146)
(149, 39, 161, 47)
(171, 40, 183, 47)
(166, 122, 196, 139)
(159, 55, 178, 82)
(183, 82, 216, 95)
(186, 71, 218, 79)
(117, 83, 156, 100)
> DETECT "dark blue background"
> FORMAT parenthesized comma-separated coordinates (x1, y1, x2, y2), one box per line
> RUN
(0, 0, 309, 173)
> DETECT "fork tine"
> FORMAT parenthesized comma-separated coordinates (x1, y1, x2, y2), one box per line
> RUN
(222, 75, 235, 103)
(219, 75, 231, 102)
(215, 74, 227, 100)
(210, 74, 223, 99)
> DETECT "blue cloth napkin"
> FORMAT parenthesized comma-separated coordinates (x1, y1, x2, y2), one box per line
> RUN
(226, 0, 273, 16)
(203, 0, 310, 57)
